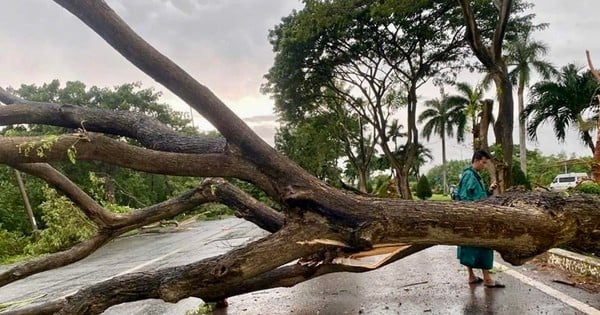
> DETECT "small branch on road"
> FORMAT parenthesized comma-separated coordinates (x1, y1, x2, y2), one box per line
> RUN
(400, 280, 429, 288)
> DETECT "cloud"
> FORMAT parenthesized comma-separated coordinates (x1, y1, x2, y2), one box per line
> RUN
(1, 0, 598, 170)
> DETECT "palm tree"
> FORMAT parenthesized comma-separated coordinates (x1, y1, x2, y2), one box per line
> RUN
(506, 32, 557, 175)
(446, 81, 487, 149)
(523, 64, 600, 154)
(418, 90, 465, 195)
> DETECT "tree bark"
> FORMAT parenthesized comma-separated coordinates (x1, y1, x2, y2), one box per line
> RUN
(585, 50, 600, 182)
(518, 83, 527, 175)
(458, 0, 515, 188)
(0, 1, 598, 314)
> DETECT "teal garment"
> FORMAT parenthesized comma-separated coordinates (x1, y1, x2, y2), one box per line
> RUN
(456, 167, 488, 201)
(456, 167, 494, 269)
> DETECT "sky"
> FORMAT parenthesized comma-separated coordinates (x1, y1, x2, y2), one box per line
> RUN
(1, 0, 599, 170)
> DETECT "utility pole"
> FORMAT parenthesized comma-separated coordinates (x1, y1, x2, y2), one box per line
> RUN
(14, 169, 38, 231)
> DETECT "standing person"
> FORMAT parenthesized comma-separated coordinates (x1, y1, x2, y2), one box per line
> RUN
(455, 150, 504, 288)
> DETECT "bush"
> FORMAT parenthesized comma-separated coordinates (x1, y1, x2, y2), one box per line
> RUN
(512, 164, 532, 190)
(24, 187, 97, 255)
(573, 181, 600, 194)
(0, 229, 28, 261)
(415, 175, 433, 200)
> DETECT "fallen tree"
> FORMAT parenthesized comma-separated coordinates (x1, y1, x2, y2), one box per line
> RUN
(0, 1, 598, 314)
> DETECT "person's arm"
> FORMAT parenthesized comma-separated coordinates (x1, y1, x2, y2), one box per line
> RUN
(458, 172, 478, 201)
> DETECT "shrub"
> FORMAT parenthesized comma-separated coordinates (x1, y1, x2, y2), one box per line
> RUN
(573, 181, 600, 195)
(416, 175, 433, 200)
(24, 187, 97, 255)
(0, 229, 28, 261)
(512, 164, 532, 190)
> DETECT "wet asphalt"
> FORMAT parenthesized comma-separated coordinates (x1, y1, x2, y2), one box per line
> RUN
(0, 217, 598, 315)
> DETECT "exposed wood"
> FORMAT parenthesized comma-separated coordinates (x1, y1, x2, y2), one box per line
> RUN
(0, 1, 598, 314)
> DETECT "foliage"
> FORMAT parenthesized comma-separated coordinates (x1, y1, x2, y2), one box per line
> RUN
(523, 64, 600, 153)
(419, 92, 467, 143)
(511, 163, 532, 190)
(24, 187, 97, 256)
(427, 159, 471, 192)
(185, 303, 215, 315)
(265, 0, 479, 198)
(0, 229, 28, 262)
(573, 182, 600, 195)
(506, 30, 556, 89)
(275, 111, 346, 184)
(370, 175, 395, 198)
(0, 166, 46, 235)
(415, 175, 433, 200)
(195, 204, 234, 221)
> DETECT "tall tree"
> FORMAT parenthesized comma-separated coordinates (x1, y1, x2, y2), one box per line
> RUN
(447, 81, 487, 148)
(506, 30, 556, 175)
(457, 0, 537, 188)
(523, 64, 599, 154)
(0, 1, 597, 313)
(418, 89, 466, 194)
(265, 0, 471, 199)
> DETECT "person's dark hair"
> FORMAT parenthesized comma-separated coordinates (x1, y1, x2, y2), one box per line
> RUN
(471, 150, 492, 163)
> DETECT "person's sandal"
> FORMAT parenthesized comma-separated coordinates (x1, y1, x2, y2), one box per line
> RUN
(469, 277, 484, 284)
(484, 282, 505, 288)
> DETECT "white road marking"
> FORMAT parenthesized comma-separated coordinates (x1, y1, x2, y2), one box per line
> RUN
(495, 261, 600, 315)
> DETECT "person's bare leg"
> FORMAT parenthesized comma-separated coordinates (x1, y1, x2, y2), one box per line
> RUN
(482, 269, 505, 287)
(482, 269, 494, 284)
(467, 267, 479, 283)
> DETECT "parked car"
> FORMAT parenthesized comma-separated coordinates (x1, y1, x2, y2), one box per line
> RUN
(549, 173, 589, 191)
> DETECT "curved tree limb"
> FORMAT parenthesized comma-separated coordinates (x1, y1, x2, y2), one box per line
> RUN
(0, 134, 265, 184)
(492, 0, 513, 60)
(14, 163, 118, 228)
(0, 178, 219, 287)
(54, 216, 341, 314)
(6, 244, 431, 315)
(51, 0, 278, 166)
(586, 50, 600, 82)
(457, 0, 494, 67)
(0, 102, 226, 154)
(208, 178, 284, 233)
(0, 234, 111, 288)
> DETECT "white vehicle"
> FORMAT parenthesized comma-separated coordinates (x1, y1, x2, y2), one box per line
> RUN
(549, 173, 589, 191)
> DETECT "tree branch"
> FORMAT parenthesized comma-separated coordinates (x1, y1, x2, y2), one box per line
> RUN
(492, 0, 513, 61)
(0, 102, 226, 154)
(55, 217, 340, 314)
(13, 163, 118, 228)
(457, 0, 494, 68)
(51, 0, 281, 169)
(0, 134, 266, 183)
(207, 178, 284, 233)
(0, 179, 219, 287)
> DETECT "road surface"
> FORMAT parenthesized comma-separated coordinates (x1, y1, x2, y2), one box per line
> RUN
(0, 218, 598, 314)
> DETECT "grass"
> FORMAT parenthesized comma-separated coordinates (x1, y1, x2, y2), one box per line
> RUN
(412, 194, 452, 201)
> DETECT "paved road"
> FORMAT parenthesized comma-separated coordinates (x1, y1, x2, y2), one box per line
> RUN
(0, 218, 598, 314)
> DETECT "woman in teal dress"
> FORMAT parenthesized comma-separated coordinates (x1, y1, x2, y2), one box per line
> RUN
(455, 150, 504, 288)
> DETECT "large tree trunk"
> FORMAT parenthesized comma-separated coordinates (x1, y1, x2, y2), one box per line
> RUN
(0, 1, 598, 314)
(479, 99, 494, 151)
(585, 50, 600, 181)
(492, 66, 514, 187)
(518, 83, 527, 175)
(459, 0, 515, 189)
(441, 134, 448, 195)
